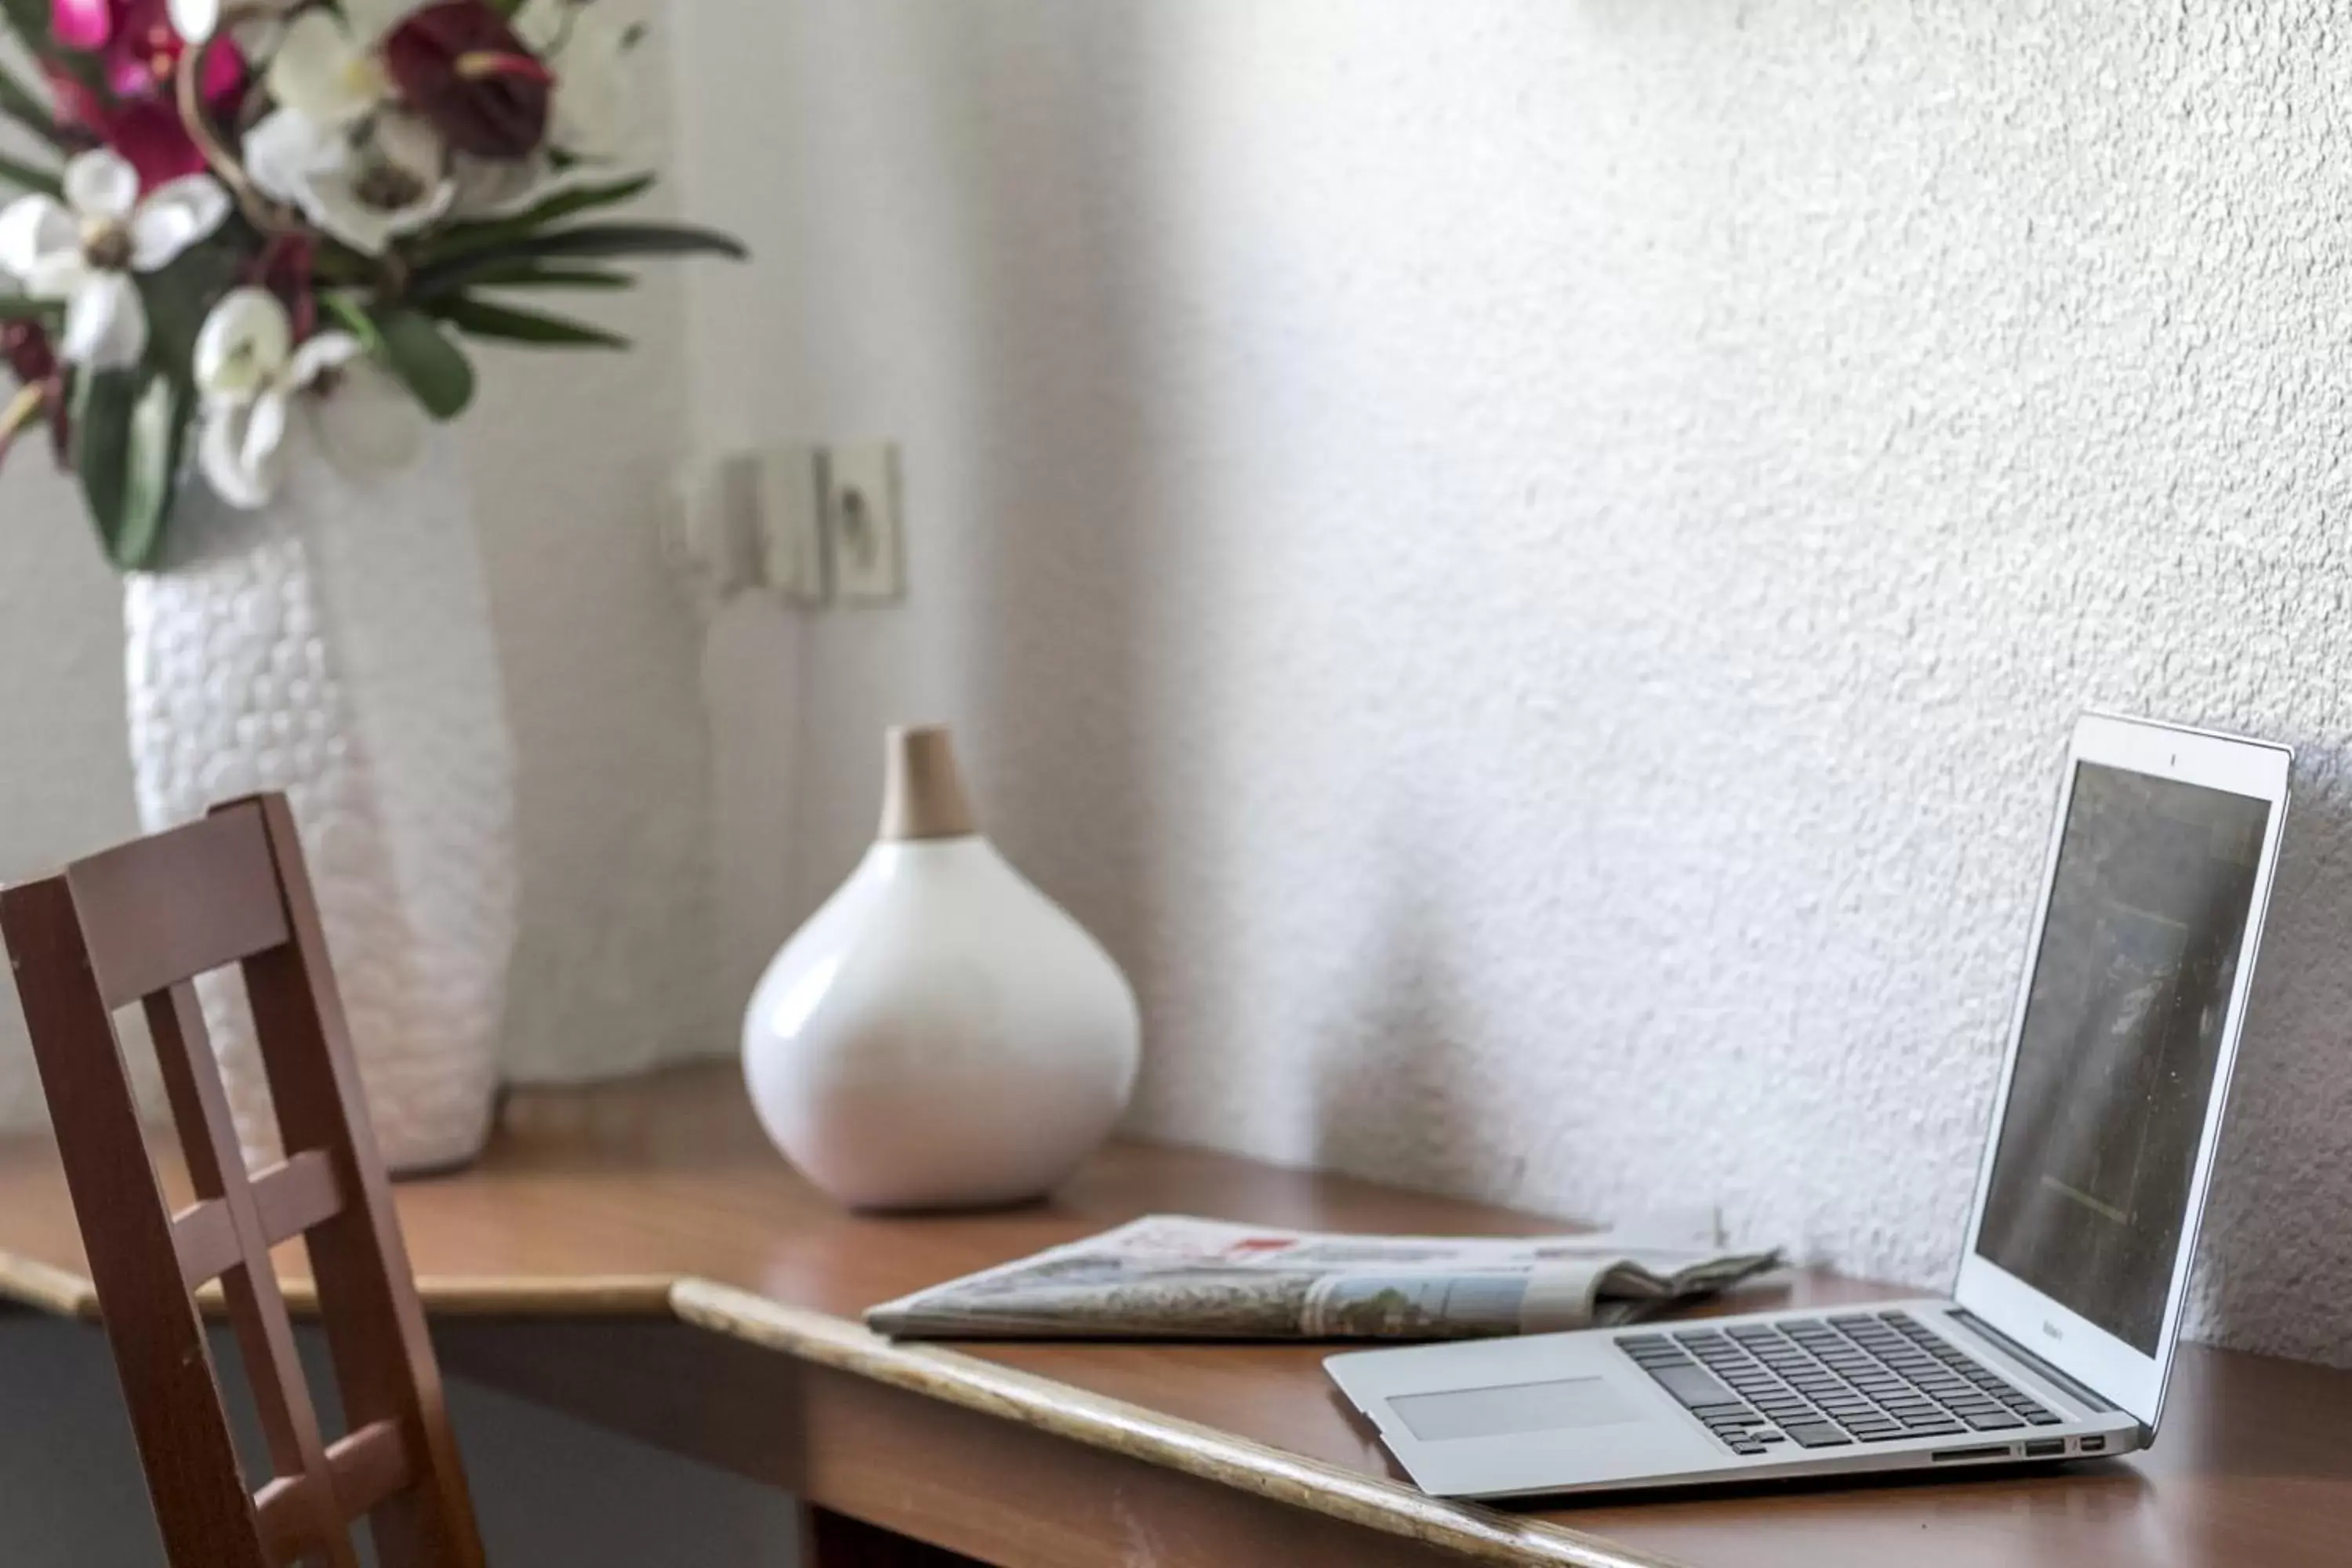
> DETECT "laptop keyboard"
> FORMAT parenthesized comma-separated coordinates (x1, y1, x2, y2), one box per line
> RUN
(1616, 1311, 2062, 1455)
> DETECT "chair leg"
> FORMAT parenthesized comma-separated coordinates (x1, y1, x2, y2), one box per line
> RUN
(800, 1507, 984, 1567)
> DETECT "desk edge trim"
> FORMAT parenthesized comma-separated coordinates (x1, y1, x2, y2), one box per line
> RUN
(670, 1277, 1686, 1568)
(0, 1250, 1685, 1568)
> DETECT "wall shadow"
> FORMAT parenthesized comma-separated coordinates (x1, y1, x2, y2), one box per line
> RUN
(2186, 746, 2352, 1363)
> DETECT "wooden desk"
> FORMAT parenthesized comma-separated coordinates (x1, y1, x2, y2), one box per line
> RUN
(0, 1065, 2343, 1567)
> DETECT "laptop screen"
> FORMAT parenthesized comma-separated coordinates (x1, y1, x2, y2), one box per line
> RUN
(1973, 761, 2271, 1354)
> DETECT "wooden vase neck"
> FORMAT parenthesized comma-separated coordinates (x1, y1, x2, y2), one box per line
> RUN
(878, 726, 978, 842)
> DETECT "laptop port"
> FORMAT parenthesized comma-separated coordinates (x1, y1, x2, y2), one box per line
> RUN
(2024, 1439, 2066, 1458)
(2078, 1435, 2106, 1453)
(1929, 1445, 2011, 1463)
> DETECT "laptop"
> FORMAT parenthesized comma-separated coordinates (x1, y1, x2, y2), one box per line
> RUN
(1326, 713, 2290, 1499)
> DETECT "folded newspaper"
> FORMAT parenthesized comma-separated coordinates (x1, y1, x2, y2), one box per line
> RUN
(866, 1215, 1782, 1341)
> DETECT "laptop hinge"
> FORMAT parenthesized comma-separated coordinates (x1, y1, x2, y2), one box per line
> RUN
(1947, 1308, 2118, 1414)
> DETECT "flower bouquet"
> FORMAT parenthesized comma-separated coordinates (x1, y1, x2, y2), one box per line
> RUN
(0, 0, 742, 568)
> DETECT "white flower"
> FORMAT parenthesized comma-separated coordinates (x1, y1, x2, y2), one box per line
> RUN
(245, 0, 452, 255)
(515, 0, 637, 160)
(170, 0, 299, 48)
(263, 0, 426, 125)
(449, 151, 550, 218)
(246, 106, 455, 256)
(0, 151, 230, 368)
(169, 0, 219, 42)
(193, 287, 386, 507)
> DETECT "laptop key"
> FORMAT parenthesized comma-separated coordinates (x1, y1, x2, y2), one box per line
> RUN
(1646, 1364, 1737, 1409)
(1638, 1308, 2096, 1465)
(1779, 1421, 1852, 1449)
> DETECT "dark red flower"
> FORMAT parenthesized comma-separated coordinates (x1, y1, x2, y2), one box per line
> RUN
(45, 0, 245, 190)
(0, 321, 69, 473)
(383, 1, 552, 160)
(3, 321, 56, 387)
(104, 96, 218, 185)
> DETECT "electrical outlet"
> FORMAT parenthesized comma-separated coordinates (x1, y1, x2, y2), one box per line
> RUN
(757, 445, 827, 604)
(823, 441, 906, 603)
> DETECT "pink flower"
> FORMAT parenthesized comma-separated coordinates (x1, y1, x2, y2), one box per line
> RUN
(47, 0, 245, 190)
(50, 0, 114, 51)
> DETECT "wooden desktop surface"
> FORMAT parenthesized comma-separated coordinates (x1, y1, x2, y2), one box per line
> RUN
(0, 1063, 2342, 1567)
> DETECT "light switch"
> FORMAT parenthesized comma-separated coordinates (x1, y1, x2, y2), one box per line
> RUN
(663, 452, 760, 601)
(823, 441, 906, 604)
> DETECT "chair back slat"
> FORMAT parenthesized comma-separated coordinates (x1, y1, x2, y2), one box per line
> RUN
(65, 807, 289, 1007)
(1, 795, 488, 1568)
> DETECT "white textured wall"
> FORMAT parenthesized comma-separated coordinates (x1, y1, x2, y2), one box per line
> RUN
(0, 0, 722, 1116)
(678, 0, 2352, 1366)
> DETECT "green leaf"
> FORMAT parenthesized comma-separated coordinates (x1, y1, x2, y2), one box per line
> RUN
(72, 370, 183, 572)
(137, 240, 242, 376)
(412, 260, 633, 299)
(372, 307, 476, 420)
(414, 174, 658, 264)
(506, 221, 749, 263)
(0, 0, 51, 45)
(485, 264, 634, 291)
(0, 58, 63, 151)
(430, 293, 630, 350)
(411, 220, 745, 297)
(0, 148, 59, 198)
(5, 0, 103, 105)
(318, 290, 386, 355)
(0, 293, 53, 321)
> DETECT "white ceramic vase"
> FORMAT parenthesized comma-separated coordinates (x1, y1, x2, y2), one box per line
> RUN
(123, 428, 519, 1175)
(743, 726, 1141, 1209)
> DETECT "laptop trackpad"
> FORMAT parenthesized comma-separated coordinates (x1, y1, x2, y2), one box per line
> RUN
(1388, 1377, 1641, 1443)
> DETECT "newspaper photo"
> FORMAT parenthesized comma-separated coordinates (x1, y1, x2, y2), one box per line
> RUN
(866, 1215, 1782, 1341)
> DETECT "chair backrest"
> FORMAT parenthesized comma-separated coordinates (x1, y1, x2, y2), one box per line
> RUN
(1, 794, 486, 1568)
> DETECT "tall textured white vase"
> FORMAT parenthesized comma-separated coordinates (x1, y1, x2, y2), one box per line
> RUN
(123, 428, 519, 1175)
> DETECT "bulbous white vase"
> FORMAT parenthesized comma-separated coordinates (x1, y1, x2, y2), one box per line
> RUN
(743, 726, 1141, 1210)
(123, 428, 519, 1175)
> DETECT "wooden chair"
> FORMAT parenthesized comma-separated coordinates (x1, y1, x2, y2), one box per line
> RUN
(1, 794, 485, 1568)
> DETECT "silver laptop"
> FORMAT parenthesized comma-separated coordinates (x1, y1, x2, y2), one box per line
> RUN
(1327, 713, 2290, 1499)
